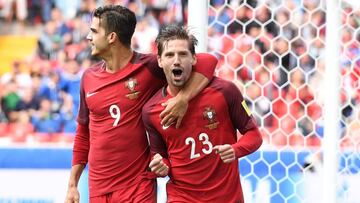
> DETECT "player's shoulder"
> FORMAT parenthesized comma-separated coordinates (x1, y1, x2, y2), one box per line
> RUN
(143, 87, 165, 112)
(196, 53, 218, 64)
(206, 77, 243, 101)
(83, 60, 105, 74)
(209, 77, 239, 91)
(131, 52, 156, 65)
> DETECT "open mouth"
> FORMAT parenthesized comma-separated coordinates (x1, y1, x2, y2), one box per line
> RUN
(172, 68, 183, 79)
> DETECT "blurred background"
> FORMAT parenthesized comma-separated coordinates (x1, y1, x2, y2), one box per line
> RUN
(0, 0, 359, 202)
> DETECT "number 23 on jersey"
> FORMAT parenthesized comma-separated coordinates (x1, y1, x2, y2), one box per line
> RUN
(185, 133, 213, 160)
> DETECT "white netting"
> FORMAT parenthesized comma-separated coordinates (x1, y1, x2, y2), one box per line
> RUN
(206, 0, 360, 202)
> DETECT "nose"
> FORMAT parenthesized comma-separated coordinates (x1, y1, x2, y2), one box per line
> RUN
(173, 54, 180, 66)
(86, 32, 92, 41)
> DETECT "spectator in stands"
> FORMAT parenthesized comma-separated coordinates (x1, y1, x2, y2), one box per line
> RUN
(59, 94, 76, 133)
(0, 108, 7, 123)
(1, 61, 32, 96)
(74, 38, 92, 62)
(15, 87, 40, 114)
(0, 82, 8, 123)
(53, 0, 81, 20)
(50, 7, 72, 36)
(1, 0, 27, 32)
(273, 38, 297, 87)
(1, 79, 20, 122)
(132, 17, 158, 53)
(31, 98, 61, 133)
(8, 111, 34, 142)
(37, 69, 63, 111)
(76, 0, 96, 24)
(28, 0, 55, 24)
(38, 20, 62, 59)
(59, 59, 82, 116)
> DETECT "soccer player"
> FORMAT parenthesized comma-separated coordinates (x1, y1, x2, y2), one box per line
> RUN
(142, 25, 263, 203)
(65, 5, 217, 203)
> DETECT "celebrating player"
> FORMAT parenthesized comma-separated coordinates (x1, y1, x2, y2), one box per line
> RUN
(143, 24, 263, 203)
(65, 5, 217, 203)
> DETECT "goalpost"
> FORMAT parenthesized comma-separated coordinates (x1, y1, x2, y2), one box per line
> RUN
(323, 0, 340, 203)
(188, 0, 208, 52)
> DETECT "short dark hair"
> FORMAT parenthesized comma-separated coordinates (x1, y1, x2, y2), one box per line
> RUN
(155, 24, 198, 56)
(93, 5, 136, 48)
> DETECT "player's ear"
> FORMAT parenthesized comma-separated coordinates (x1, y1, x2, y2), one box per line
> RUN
(157, 55, 163, 69)
(108, 32, 117, 44)
(192, 55, 197, 66)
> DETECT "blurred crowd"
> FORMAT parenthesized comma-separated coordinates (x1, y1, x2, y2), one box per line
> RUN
(0, 0, 190, 143)
(0, 0, 359, 148)
(207, 0, 360, 148)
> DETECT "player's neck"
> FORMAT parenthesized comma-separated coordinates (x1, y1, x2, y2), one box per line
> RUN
(166, 85, 181, 97)
(104, 46, 133, 73)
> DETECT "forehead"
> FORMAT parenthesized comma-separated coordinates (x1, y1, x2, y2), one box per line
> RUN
(163, 39, 190, 52)
(90, 17, 101, 28)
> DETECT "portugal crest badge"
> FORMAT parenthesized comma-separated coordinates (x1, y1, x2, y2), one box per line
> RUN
(125, 78, 140, 99)
(203, 107, 219, 129)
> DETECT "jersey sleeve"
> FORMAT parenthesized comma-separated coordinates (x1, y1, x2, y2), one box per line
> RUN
(76, 75, 89, 125)
(146, 53, 166, 80)
(222, 80, 256, 133)
(192, 53, 218, 80)
(72, 74, 90, 165)
(222, 80, 263, 158)
(232, 128, 262, 158)
(72, 123, 90, 165)
(142, 102, 171, 171)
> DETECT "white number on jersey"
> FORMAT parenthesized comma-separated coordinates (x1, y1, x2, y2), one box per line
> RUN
(185, 133, 213, 160)
(109, 104, 121, 126)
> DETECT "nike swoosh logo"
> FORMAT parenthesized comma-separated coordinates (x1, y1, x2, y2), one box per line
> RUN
(162, 122, 175, 130)
(86, 92, 98, 98)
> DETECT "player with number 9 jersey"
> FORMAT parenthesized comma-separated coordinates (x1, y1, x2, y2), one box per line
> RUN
(142, 77, 263, 203)
(73, 52, 216, 199)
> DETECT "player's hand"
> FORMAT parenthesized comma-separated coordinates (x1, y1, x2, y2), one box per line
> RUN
(149, 153, 169, 177)
(213, 144, 236, 163)
(65, 186, 80, 203)
(160, 96, 188, 129)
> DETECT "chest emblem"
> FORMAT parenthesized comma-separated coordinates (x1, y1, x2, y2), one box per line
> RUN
(125, 78, 140, 99)
(203, 107, 219, 129)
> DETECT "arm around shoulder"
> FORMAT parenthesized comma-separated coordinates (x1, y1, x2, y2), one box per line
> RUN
(193, 53, 218, 80)
(160, 54, 218, 127)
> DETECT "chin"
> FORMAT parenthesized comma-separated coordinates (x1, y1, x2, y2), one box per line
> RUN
(91, 51, 99, 57)
(173, 81, 185, 87)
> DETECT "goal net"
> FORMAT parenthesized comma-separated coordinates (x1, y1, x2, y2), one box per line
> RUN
(202, 0, 360, 202)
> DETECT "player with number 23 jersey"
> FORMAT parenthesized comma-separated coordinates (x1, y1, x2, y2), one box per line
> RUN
(143, 77, 263, 203)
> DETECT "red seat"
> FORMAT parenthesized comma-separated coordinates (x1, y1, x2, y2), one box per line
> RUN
(0, 123, 10, 136)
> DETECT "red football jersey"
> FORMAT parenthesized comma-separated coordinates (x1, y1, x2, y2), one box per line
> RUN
(142, 77, 262, 203)
(72, 52, 217, 197)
